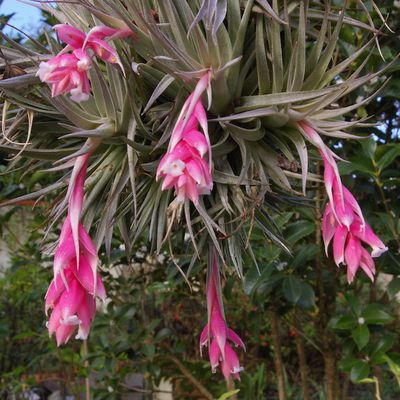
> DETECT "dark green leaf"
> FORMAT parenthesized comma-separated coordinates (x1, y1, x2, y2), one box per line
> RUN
(328, 315, 357, 330)
(352, 325, 370, 350)
(350, 361, 370, 383)
(282, 276, 302, 304)
(363, 304, 393, 325)
(388, 277, 400, 299)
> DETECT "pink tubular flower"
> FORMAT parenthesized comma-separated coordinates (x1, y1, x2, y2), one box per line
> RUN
(46, 150, 105, 345)
(37, 24, 131, 102)
(299, 121, 387, 283)
(156, 71, 213, 205)
(199, 251, 245, 380)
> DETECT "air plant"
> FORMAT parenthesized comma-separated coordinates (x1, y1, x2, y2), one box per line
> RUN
(0, 0, 392, 380)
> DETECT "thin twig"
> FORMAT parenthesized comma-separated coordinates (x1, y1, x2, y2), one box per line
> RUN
(165, 355, 214, 400)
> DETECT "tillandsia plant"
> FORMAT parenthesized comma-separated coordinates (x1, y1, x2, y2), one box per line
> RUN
(0, 0, 395, 381)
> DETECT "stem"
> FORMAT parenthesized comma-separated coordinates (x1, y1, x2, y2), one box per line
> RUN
(374, 376, 382, 400)
(227, 379, 238, 400)
(82, 340, 90, 400)
(324, 354, 337, 400)
(270, 309, 287, 400)
(166, 355, 214, 400)
(294, 311, 310, 400)
(341, 374, 350, 400)
(315, 164, 338, 400)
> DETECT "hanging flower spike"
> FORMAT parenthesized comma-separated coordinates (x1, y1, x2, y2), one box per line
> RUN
(45, 250, 106, 345)
(156, 71, 213, 205)
(199, 250, 245, 380)
(299, 121, 387, 283)
(46, 150, 106, 345)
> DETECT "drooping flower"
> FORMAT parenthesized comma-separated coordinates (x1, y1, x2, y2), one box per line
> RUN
(45, 219, 106, 345)
(45, 150, 105, 345)
(37, 23, 131, 101)
(298, 120, 387, 283)
(199, 250, 245, 380)
(156, 71, 213, 205)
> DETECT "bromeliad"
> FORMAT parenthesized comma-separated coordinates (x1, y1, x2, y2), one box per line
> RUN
(45, 146, 105, 345)
(200, 249, 245, 380)
(299, 121, 387, 283)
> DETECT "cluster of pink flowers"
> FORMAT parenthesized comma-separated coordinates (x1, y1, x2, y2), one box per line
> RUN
(200, 252, 245, 380)
(299, 121, 387, 283)
(35, 19, 389, 383)
(45, 150, 105, 345)
(37, 24, 130, 102)
(156, 71, 213, 205)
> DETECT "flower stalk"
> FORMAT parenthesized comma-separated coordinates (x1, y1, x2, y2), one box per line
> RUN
(200, 248, 245, 381)
(298, 121, 387, 283)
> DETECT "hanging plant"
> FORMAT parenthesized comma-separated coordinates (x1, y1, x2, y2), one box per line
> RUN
(0, 0, 392, 381)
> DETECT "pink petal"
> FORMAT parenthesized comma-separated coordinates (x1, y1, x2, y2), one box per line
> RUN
(227, 328, 246, 350)
(344, 234, 362, 283)
(54, 233, 75, 277)
(55, 323, 76, 346)
(95, 273, 106, 301)
(54, 24, 85, 48)
(210, 307, 227, 359)
(157, 153, 174, 179)
(71, 256, 96, 296)
(333, 225, 348, 266)
(198, 162, 213, 194)
(87, 38, 122, 68)
(221, 359, 231, 381)
(86, 25, 121, 40)
(359, 248, 375, 281)
(45, 271, 73, 313)
(182, 130, 208, 157)
(161, 174, 177, 190)
(59, 216, 72, 244)
(333, 184, 354, 228)
(185, 175, 200, 205)
(343, 186, 365, 226)
(185, 159, 204, 184)
(68, 153, 90, 267)
(225, 343, 242, 375)
(176, 174, 187, 188)
(175, 186, 187, 203)
(58, 279, 85, 323)
(322, 204, 336, 255)
(209, 255, 224, 313)
(173, 142, 197, 161)
(75, 293, 96, 340)
(199, 324, 209, 351)
(51, 74, 72, 97)
(209, 338, 221, 372)
(351, 219, 387, 257)
(193, 101, 211, 169)
(78, 223, 98, 283)
(73, 49, 92, 72)
(48, 304, 62, 336)
(323, 161, 336, 216)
